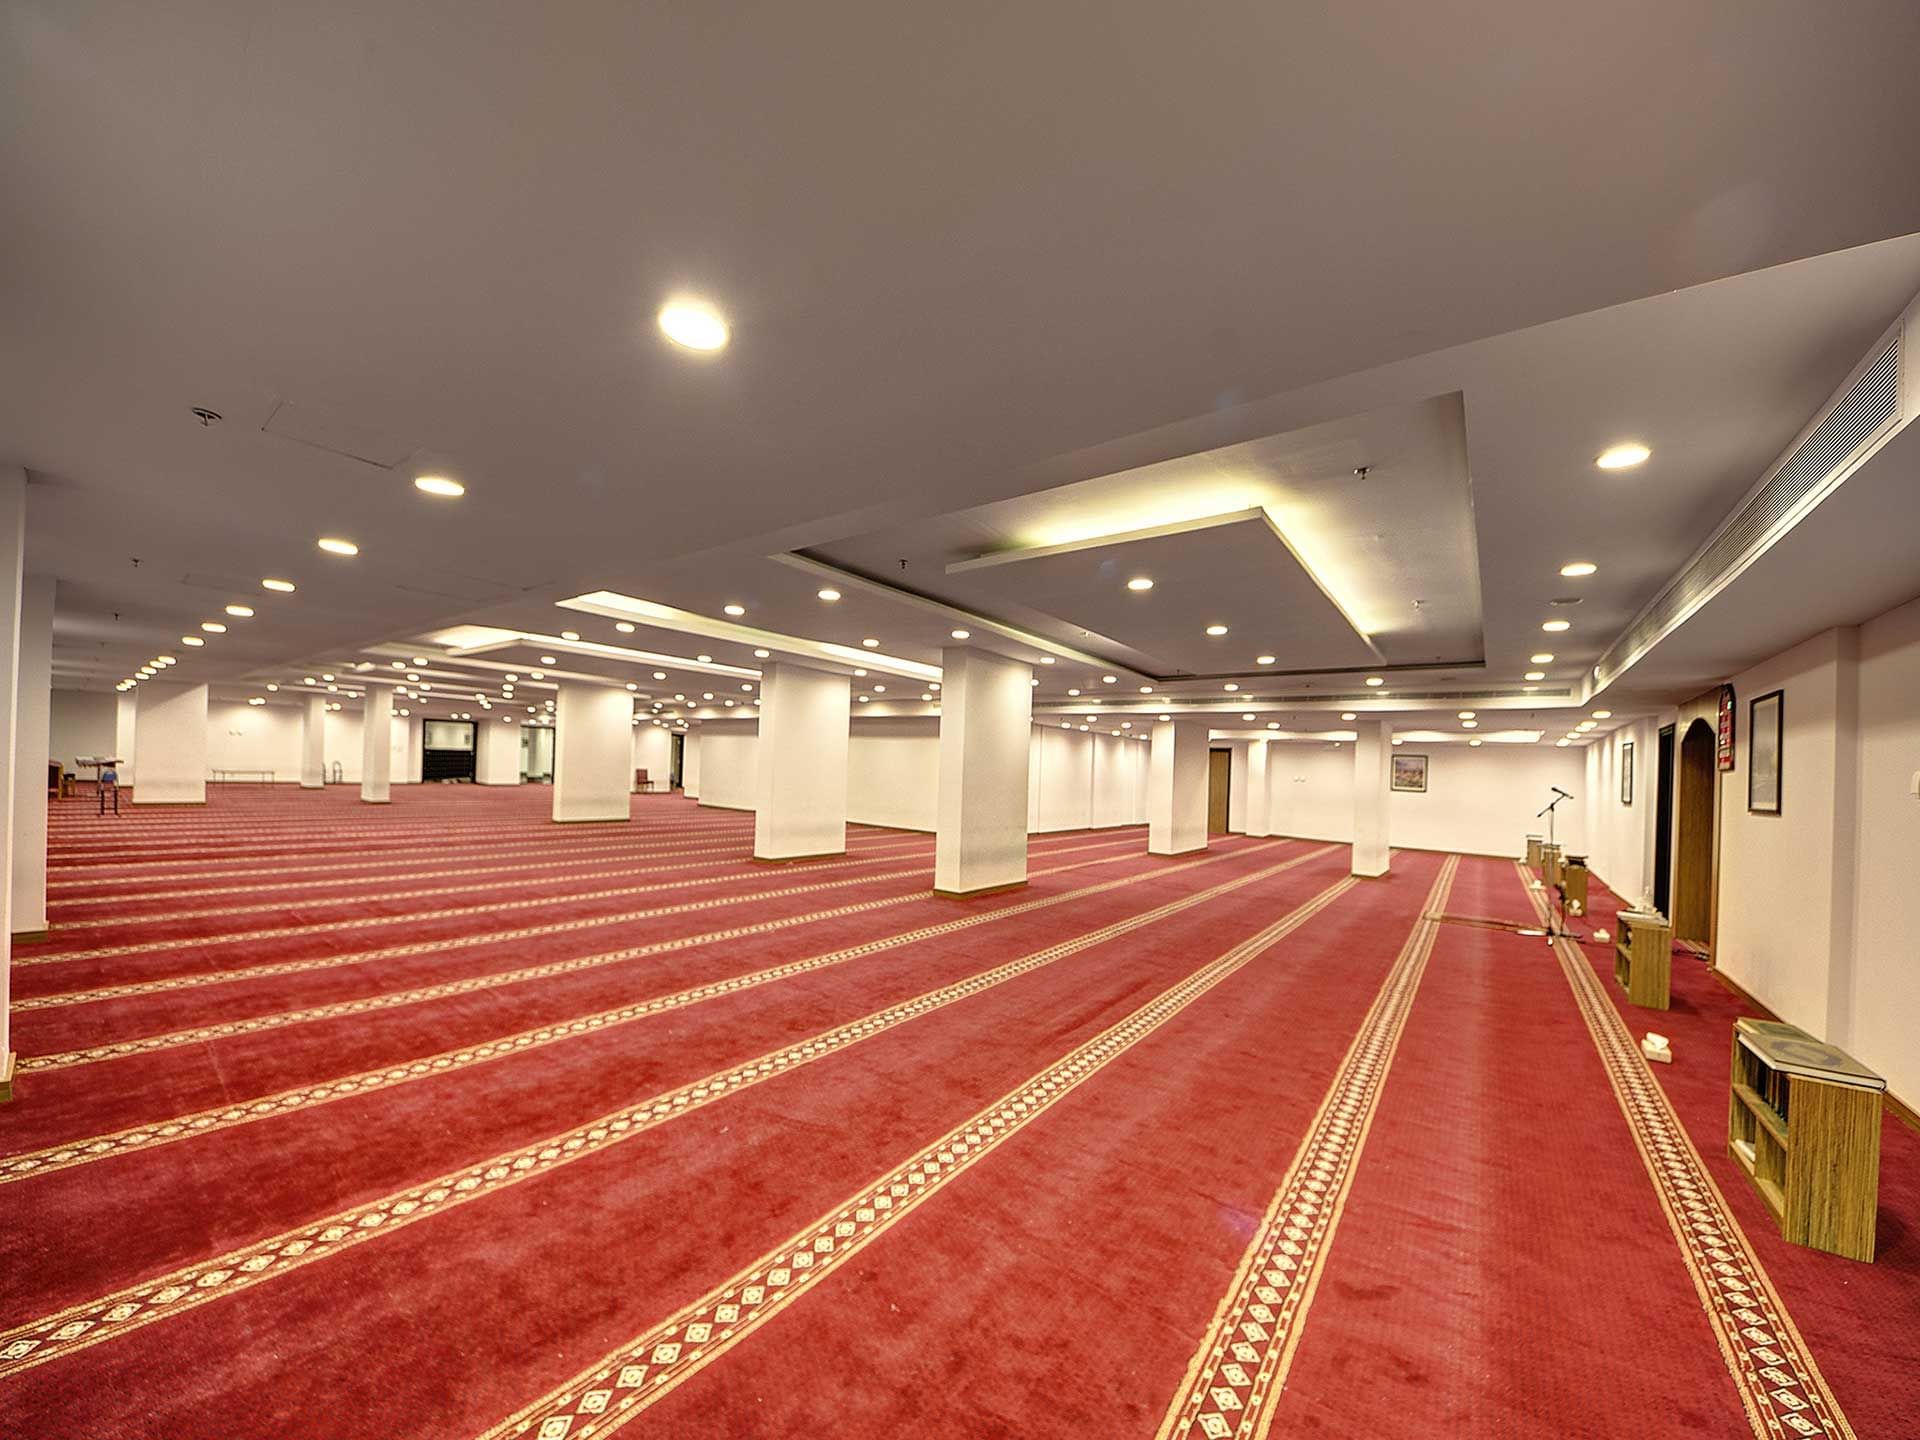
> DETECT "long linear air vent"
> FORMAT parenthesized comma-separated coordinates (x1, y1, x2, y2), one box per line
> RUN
(1593, 316, 1909, 693)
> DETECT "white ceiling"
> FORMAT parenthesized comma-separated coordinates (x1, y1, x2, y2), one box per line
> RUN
(6, 3, 1920, 753)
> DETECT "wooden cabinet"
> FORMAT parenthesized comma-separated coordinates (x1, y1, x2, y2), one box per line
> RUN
(1728, 1019, 1883, 1262)
(1613, 909, 1671, 1010)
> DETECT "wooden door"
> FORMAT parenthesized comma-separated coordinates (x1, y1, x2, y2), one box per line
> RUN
(1207, 748, 1231, 833)
(1674, 719, 1716, 945)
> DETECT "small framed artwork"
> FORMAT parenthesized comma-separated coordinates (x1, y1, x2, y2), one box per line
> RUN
(1390, 753, 1428, 793)
(1621, 740, 1634, 805)
(1749, 690, 1783, 814)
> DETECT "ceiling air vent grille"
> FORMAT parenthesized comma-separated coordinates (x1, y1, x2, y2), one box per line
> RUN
(1594, 332, 1901, 691)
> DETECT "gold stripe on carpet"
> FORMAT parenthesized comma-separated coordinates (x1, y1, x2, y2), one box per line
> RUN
(0, 843, 1318, 1378)
(1512, 862, 1855, 1440)
(1, 845, 1331, 1182)
(472, 876, 1363, 1439)
(1154, 855, 1459, 1440)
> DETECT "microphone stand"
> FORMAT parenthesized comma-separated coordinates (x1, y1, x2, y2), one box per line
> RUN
(1531, 789, 1584, 945)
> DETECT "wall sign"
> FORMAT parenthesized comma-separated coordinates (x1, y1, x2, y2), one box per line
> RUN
(1716, 684, 1736, 771)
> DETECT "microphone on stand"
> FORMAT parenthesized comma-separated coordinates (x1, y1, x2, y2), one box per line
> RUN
(1551, 786, 1573, 799)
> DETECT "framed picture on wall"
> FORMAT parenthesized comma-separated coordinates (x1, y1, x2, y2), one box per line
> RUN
(1749, 690, 1783, 814)
(1390, 753, 1428, 793)
(1621, 741, 1634, 805)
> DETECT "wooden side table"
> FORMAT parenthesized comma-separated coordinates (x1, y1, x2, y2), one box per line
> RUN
(1614, 909, 1672, 1010)
(1729, 1018, 1883, 1261)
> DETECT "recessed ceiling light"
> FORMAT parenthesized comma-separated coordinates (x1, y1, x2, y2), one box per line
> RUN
(224, 604, 254, 618)
(317, 537, 359, 556)
(861, 637, 880, 648)
(1462, 720, 1478, 729)
(853, 669, 866, 678)
(247, 696, 265, 706)
(1365, 676, 1384, 687)
(857, 695, 870, 704)
(1458, 710, 1476, 720)
(817, 589, 842, 603)
(261, 578, 296, 593)
(1469, 738, 1483, 747)
(696, 653, 713, 664)
(156, 655, 174, 664)
(1139, 686, 1153, 694)
(1525, 670, 1547, 681)
(1596, 442, 1651, 470)
(658, 298, 729, 352)
(1224, 683, 1239, 692)
(873, 684, 887, 694)
(1541, 619, 1571, 632)
(412, 656, 428, 665)
(413, 475, 465, 498)
(951, 629, 971, 640)
(1559, 561, 1597, 578)
(1557, 738, 1571, 747)
(1067, 688, 1081, 696)
(1341, 712, 1357, 721)
(529, 670, 544, 680)
(1205, 624, 1228, 637)
(615, 621, 636, 634)
(1531, 653, 1555, 665)
(1127, 577, 1154, 592)
(1101, 674, 1117, 684)
(201, 621, 226, 633)
(181, 636, 204, 646)
(723, 604, 745, 617)
(1038, 656, 1054, 665)
(560, 631, 580, 641)
(1256, 655, 1275, 665)
(650, 671, 667, 680)
(1159, 713, 1172, 722)
(1592, 709, 1613, 719)
(540, 655, 557, 665)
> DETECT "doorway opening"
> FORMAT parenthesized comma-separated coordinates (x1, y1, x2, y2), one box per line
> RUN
(1207, 748, 1231, 834)
(1653, 724, 1675, 915)
(421, 719, 477, 782)
(1674, 717, 1716, 948)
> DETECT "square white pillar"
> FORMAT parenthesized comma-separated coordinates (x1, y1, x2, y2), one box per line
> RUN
(1264, 741, 1290, 838)
(10, 575, 53, 938)
(754, 662, 851, 861)
(360, 686, 393, 803)
(1353, 718, 1392, 877)
(114, 691, 138, 788)
(1148, 718, 1210, 856)
(553, 682, 632, 823)
(300, 694, 327, 788)
(1243, 738, 1272, 838)
(132, 681, 209, 805)
(934, 647, 1032, 894)
(477, 716, 524, 784)
(0, 467, 23, 1095)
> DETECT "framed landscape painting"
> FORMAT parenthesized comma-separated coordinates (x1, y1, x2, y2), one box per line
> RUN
(1391, 753, 1428, 793)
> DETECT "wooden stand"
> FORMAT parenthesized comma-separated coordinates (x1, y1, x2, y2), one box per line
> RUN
(1728, 1018, 1883, 1262)
(1525, 835, 1544, 868)
(1560, 854, 1589, 916)
(1539, 843, 1561, 888)
(1613, 909, 1672, 1010)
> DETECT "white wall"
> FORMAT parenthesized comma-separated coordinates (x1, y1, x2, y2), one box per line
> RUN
(1029, 724, 1149, 833)
(696, 723, 758, 811)
(1266, 739, 1586, 858)
(849, 717, 940, 830)
(632, 725, 672, 791)
(1582, 716, 1665, 907)
(50, 690, 117, 768)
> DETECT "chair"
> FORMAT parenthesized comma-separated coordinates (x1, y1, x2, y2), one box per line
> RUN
(634, 767, 651, 793)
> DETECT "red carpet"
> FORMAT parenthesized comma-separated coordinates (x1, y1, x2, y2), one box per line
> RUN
(2, 790, 1914, 1437)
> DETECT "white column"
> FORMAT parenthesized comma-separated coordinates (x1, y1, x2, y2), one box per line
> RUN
(553, 682, 631, 822)
(132, 681, 209, 804)
(114, 691, 137, 789)
(477, 716, 524, 784)
(753, 662, 851, 861)
(1263, 742, 1290, 837)
(1243, 738, 1272, 838)
(387, 709, 416, 785)
(1352, 718, 1392, 877)
(0, 467, 24, 1097)
(300, 693, 327, 788)
(359, 686, 393, 803)
(1148, 718, 1209, 856)
(10, 576, 53, 939)
(934, 647, 1033, 894)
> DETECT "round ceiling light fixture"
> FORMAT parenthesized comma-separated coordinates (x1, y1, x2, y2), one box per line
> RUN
(723, 604, 745, 617)
(201, 621, 226, 633)
(414, 475, 465, 498)
(261, 578, 296, 593)
(1126, 577, 1154, 592)
(1541, 619, 1571, 633)
(224, 604, 254, 618)
(1531, 652, 1555, 665)
(658, 298, 730, 352)
(317, 537, 359, 556)
(1256, 654, 1276, 665)
(1525, 670, 1547, 681)
(1364, 676, 1384, 687)
(1205, 624, 1228, 637)
(951, 628, 971, 640)
(1596, 442, 1651, 470)
(1559, 561, 1597, 578)
(615, 621, 636, 634)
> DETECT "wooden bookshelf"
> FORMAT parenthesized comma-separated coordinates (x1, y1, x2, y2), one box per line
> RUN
(1728, 1018, 1883, 1262)
(1613, 909, 1671, 1010)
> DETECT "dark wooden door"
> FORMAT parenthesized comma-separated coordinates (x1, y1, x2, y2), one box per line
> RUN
(1207, 748, 1231, 833)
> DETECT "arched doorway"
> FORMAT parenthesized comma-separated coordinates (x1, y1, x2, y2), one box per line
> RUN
(1673, 718, 1717, 946)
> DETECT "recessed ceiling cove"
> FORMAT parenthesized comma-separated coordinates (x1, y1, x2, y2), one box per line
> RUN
(812, 393, 1483, 677)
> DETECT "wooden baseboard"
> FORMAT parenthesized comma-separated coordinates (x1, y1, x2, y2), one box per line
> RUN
(10, 928, 50, 944)
(933, 880, 1028, 899)
(751, 851, 846, 865)
(0, 1051, 15, 1106)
